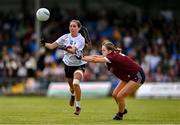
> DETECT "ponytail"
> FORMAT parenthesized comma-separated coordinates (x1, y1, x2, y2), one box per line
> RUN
(80, 26, 92, 49)
(115, 47, 122, 53)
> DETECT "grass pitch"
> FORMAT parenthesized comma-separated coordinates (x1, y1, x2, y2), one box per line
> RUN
(0, 96, 179, 124)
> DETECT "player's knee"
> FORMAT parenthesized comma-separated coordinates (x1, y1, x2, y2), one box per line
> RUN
(117, 92, 127, 100)
(74, 70, 83, 79)
(117, 94, 123, 100)
(112, 92, 117, 98)
(73, 79, 80, 85)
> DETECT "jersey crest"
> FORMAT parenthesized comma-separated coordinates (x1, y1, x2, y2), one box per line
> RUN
(70, 40, 73, 45)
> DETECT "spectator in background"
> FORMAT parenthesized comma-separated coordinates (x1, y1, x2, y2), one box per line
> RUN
(0, 7, 180, 91)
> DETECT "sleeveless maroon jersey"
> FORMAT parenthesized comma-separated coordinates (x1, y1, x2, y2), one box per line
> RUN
(106, 52, 141, 82)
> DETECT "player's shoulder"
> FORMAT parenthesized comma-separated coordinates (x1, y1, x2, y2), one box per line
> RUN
(106, 52, 115, 60)
(78, 33, 83, 38)
(106, 52, 122, 61)
(77, 33, 85, 41)
(62, 33, 70, 39)
(107, 52, 117, 57)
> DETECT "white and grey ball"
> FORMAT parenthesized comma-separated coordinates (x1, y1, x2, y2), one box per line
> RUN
(36, 8, 50, 21)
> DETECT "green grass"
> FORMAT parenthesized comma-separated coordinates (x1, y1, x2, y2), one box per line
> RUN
(0, 96, 179, 124)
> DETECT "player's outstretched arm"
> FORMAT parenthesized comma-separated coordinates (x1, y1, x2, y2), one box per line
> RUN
(44, 42, 58, 49)
(41, 39, 75, 53)
(82, 55, 107, 63)
(40, 39, 59, 50)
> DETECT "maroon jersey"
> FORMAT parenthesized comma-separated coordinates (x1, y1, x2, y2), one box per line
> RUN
(106, 52, 141, 82)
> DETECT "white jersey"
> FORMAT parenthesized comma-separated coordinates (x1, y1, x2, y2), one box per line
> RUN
(55, 33, 87, 66)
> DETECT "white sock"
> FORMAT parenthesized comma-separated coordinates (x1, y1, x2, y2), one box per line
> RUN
(76, 101, 81, 107)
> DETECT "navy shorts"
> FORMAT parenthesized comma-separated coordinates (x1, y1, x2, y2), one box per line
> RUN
(131, 68, 145, 84)
(64, 64, 86, 78)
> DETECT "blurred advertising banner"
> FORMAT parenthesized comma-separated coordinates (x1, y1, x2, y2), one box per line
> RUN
(136, 83, 180, 99)
(47, 82, 111, 98)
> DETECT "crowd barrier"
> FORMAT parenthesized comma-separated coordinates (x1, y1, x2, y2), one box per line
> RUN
(47, 82, 111, 98)
(135, 82, 180, 99)
(1, 79, 180, 99)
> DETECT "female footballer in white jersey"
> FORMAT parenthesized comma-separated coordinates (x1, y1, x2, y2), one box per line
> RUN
(41, 19, 91, 115)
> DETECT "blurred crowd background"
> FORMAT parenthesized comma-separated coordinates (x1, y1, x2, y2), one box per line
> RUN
(0, 0, 179, 94)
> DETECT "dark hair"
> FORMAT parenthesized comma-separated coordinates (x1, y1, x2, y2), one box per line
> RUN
(80, 26, 92, 49)
(102, 40, 121, 53)
(70, 19, 92, 49)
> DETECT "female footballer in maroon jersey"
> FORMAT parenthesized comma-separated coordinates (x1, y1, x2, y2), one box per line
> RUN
(80, 40, 145, 120)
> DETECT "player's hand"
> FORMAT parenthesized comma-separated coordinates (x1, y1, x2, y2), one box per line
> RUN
(40, 39, 46, 46)
(58, 45, 67, 50)
(75, 50, 83, 60)
(59, 45, 73, 51)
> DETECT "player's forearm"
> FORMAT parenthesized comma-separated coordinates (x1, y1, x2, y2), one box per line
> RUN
(91, 55, 104, 58)
(45, 43, 55, 49)
(82, 56, 106, 63)
(45, 42, 58, 50)
(82, 56, 96, 63)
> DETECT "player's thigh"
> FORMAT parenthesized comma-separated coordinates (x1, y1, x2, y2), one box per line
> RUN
(117, 80, 141, 98)
(112, 81, 126, 97)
